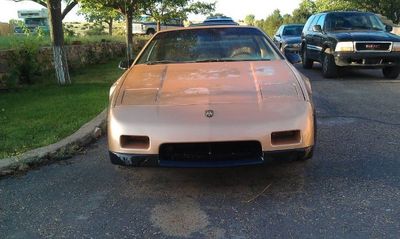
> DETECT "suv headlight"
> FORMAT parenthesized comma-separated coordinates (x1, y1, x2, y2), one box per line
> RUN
(335, 42, 354, 52)
(393, 42, 400, 52)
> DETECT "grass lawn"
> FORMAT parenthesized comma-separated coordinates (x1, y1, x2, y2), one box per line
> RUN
(0, 59, 123, 159)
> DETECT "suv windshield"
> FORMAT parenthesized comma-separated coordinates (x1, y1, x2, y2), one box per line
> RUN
(325, 12, 386, 31)
(136, 27, 280, 65)
(283, 25, 303, 36)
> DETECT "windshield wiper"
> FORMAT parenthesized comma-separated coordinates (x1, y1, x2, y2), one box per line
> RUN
(146, 60, 180, 65)
(195, 58, 271, 63)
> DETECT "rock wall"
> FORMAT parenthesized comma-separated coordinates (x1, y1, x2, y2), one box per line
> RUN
(0, 40, 146, 88)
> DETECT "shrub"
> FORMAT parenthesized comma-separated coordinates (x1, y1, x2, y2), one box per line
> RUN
(6, 36, 41, 86)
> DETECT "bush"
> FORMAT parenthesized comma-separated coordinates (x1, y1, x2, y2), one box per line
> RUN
(6, 37, 41, 86)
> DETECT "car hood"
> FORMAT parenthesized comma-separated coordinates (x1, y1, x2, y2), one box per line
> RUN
(115, 60, 304, 107)
(282, 36, 301, 44)
(330, 31, 400, 42)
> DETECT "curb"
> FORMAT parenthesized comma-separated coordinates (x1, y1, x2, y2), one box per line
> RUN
(0, 109, 107, 177)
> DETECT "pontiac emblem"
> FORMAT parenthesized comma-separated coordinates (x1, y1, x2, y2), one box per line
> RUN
(205, 110, 214, 118)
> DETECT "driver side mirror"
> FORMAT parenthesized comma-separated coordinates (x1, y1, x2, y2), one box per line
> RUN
(118, 59, 135, 70)
(386, 25, 393, 32)
(313, 25, 322, 32)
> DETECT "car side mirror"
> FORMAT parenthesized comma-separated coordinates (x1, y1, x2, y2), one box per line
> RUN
(386, 25, 393, 32)
(118, 59, 135, 70)
(275, 34, 281, 38)
(313, 25, 322, 32)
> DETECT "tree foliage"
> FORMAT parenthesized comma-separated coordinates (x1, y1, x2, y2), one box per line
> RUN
(79, 1, 123, 35)
(244, 14, 255, 26)
(142, 0, 215, 31)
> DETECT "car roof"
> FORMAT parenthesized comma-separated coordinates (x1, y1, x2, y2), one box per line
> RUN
(156, 25, 261, 34)
(319, 10, 374, 15)
(282, 24, 304, 27)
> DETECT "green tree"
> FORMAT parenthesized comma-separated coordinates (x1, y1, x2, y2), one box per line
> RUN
(244, 14, 255, 26)
(142, 0, 215, 31)
(79, 2, 123, 35)
(292, 0, 317, 23)
(81, 0, 144, 62)
(315, 0, 400, 24)
(14, 0, 78, 85)
(262, 9, 283, 37)
(315, 0, 355, 12)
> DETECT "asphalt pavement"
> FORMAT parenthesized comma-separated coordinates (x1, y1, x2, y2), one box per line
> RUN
(1, 65, 399, 239)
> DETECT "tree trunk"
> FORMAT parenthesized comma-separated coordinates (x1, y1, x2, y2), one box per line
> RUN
(108, 18, 113, 36)
(125, 7, 134, 62)
(47, 0, 70, 85)
(157, 20, 161, 32)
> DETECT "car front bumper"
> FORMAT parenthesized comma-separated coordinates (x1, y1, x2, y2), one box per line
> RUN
(109, 147, 313, 168)
(334, 52, 400, 67)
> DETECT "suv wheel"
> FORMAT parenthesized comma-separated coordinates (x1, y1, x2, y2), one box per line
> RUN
(382, 67, 400, 79)
(302, 46, 313, 69)
(322, 53, 338, 78)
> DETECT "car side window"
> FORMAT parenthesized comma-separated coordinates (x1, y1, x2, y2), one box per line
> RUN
(275, 26, 282, 37)
(316, 14, 326, 30)
(303, 15, 315, 33)
(308, 15, 321, 31)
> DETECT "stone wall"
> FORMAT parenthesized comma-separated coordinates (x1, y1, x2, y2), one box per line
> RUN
(0, 39, 146, 88)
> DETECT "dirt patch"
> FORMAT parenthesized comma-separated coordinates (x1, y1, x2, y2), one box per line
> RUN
(150, 198, 209, 238)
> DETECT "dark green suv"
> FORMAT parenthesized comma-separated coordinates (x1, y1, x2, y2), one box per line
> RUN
(301, 11, 400, 79)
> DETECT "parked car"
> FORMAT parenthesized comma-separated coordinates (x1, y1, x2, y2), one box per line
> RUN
(301, 11, 400, 78)
(132, 16, 184, 35)
(273, 24, 304, 63)
(190, 16, 239, 26)
(108, 26, 315, 167)
(273, 24, 304, 52)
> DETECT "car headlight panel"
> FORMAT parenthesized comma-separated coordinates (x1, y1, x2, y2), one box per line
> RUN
(335, 42, 354, 52)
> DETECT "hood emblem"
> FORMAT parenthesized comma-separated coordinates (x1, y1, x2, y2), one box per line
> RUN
(205, 110, 214, 118)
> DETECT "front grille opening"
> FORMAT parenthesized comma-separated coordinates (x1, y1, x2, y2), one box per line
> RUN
(159, 141, 262, 162)
(120, 135, 150, 149)
(271, 130, 301, 146)
(355, 43, 391, 51)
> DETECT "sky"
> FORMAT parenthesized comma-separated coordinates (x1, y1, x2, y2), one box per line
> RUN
(0, 0, 302, 23)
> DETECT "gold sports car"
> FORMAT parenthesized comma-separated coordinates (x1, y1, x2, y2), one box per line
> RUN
(108, 26, 315, 167)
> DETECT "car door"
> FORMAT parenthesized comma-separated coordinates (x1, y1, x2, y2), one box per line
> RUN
(314, 14, 327, 61)
(306, 14, 322, 60)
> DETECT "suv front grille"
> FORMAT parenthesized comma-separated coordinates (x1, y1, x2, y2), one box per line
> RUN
(159, 141, 263, 162)
(355, 42, 392, 52)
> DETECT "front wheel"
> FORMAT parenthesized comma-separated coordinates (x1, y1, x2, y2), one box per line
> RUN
(321, 53, 338, 78)
(382, 67, 400, 79)
(301, 47, 313, 69)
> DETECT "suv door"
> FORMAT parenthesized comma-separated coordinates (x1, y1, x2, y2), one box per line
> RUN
(314, 14, 327, 62)
(306, 14, 322, 60)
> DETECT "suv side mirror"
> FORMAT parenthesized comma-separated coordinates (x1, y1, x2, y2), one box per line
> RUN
(386, 25, 393, 32)
(118, 59, 135, 70)
(313, 25, 322, 32)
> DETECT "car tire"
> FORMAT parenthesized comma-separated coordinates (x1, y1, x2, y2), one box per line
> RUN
(321, 53, 338, 78)
(301, 46, 313, 69)
(382, 67, 400, 79)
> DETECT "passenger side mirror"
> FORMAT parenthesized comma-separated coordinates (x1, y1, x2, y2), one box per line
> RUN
(313, 25, 322, 32)
(386, 25, 393, 32)
(118, 58, 135, 70)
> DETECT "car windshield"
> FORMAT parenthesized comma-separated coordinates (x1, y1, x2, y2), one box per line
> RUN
(282, 26, 303, 36)
(136, 27, 281, 65)
(325, 13, 386, 31)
